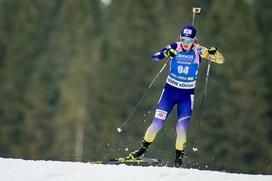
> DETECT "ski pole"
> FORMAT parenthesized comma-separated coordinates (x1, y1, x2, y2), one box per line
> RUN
(117, 58, 170, 133)
(192, 7, 201, 26)
(192, 60, 212, 152)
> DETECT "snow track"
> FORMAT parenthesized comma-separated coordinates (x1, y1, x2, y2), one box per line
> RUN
(1, 158, 271, 181)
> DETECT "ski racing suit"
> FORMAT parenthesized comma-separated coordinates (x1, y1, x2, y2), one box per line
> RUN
(143, 42, 224, 151)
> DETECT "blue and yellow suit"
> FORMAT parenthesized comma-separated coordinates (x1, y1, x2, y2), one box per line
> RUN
(144, 42, 224, 151)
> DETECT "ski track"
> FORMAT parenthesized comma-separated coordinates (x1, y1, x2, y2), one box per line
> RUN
(0, 158, 271, 181)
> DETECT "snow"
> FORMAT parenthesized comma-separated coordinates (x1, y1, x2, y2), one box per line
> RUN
(1, 158, 271, 181)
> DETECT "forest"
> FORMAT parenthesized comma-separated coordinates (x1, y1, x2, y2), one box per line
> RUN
(0, 0, 271, 174)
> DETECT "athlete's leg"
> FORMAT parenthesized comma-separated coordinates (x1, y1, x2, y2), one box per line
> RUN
(144, 87, 175, 143)
(127, 87, 176, 159)
(175, 93, 194, 151)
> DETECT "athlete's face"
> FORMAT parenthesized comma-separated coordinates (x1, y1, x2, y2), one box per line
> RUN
(180, 36, 194, 51)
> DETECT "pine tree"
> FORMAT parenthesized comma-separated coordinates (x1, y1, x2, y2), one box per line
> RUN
(0, 0, 63, 159)
(253, 0, 272, 173)
(45, 0, 104, 161)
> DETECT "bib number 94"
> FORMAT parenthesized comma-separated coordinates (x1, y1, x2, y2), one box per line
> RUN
(178, 65, 189, 74)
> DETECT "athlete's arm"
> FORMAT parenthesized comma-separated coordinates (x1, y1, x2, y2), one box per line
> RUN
(197, 45, 225, 64)
(151, 43, 178, 61)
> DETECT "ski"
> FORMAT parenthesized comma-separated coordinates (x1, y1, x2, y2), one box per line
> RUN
(89, 157, 165, 167)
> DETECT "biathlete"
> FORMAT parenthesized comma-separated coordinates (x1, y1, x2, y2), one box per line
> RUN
(127, 24, 225, 167)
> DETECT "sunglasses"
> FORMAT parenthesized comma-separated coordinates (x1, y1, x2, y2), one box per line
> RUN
(180, 38, 194, 43)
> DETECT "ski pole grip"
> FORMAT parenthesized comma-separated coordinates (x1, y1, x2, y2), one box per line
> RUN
(192, 7, 201, 14)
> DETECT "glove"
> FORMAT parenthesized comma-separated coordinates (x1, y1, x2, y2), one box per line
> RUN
(208, 47, 217, 55)
(163, 48, 177, 58)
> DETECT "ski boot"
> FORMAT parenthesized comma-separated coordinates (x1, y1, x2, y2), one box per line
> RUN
(127, 140, 151, 160)
(174, 149, 185, 168)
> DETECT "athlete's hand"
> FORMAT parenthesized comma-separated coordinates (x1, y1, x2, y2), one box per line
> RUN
(208, 47, 217, 55)
(163, 48, 177, 58)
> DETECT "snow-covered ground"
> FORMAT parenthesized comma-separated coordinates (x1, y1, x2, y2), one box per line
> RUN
(1, 158, 271, 181)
